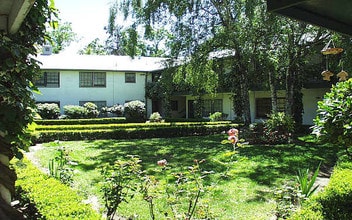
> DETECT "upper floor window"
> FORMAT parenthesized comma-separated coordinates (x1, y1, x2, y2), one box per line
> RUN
(125, 72, 136, 83)
(79, 72, 106, 87)
(35, 71, 60, 87)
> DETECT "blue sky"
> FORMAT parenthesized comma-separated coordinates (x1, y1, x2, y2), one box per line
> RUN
(55, 0, 114, 53)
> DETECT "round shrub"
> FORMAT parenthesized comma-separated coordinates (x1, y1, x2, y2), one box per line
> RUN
(149, 112, 162, 122)
(263, 112, 295, 144)
(313, 79, 352, 157)
(124, 100, 146, 122)
(209, 112, 223, 122)
(83, 102, 99, 118)
(36, 103, 60, 119)
(63, 105, 87, 119)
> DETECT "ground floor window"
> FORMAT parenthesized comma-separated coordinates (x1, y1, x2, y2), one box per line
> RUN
(255, 97, 285, 118)
(202, 99, 223, 117)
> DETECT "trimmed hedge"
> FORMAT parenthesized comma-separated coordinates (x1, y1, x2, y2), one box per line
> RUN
(290, 165, 352, 220)
(32, 124, 235, 143)
(14, 158, 101, 220)
(35, 118, 127, 125)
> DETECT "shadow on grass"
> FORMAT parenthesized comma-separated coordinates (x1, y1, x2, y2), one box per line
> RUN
(71, 134, 336, 187)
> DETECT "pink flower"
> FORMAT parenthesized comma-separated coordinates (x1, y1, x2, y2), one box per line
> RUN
(157, 159, 167, 167)
(227, 128, 239, 137)
(228, 135, 238, 144)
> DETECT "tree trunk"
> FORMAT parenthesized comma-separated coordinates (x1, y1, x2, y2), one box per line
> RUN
(239, 69, 251, 125)
(285, 66, 294, 116)
(0, 142, 24, 219)
(269, 70, 278, 113)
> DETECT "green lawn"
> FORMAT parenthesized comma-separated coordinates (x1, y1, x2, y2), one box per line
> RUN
(31, 134, 336, 219)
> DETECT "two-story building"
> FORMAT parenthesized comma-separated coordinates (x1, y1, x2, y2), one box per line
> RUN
(34, 53, 167, 117)
(35, 53, 331, 125)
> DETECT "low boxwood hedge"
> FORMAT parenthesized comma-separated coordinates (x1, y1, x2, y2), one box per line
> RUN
(32, 124, 235, 143)
(14, 158, 101, 220)
(35, 117, 127, 125)
(290, 164, 352, 220)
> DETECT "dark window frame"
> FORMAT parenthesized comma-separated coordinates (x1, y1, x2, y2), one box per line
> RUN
(255, 97, 285, 118)
(36, 72, 60, 88)
(125, 72, 136, 83)
(79, 72, 106, 87)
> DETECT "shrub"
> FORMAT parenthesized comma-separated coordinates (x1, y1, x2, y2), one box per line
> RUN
(263, 112, 295, 144)
(14, 158, 101, 220)
(209, 112, 222, 122)
(313, 78, 352, 158)
(316, 168, 352, 219)
(101, 104, 124, 117)
(64, 105, 87, 119)
(149, 112, 162, 122)
(124, 100, 146, 122)
(36, 103, 60, 119)
(83, 102, 99, 118)
(290, 167, 352, 220)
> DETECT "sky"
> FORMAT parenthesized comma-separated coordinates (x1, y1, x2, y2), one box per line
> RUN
(54, 0, 114, 54)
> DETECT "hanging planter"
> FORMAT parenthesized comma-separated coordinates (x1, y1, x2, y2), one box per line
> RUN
(321, 39, 344, 55)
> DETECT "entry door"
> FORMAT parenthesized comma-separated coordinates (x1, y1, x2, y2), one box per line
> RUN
(188, 100, 195, 118)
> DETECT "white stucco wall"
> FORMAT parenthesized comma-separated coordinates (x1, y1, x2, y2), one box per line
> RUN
(34, 70, 149, 114)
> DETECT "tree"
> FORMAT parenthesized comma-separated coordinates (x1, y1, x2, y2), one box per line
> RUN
(78, 38, 107, 55)
(0, 0, 54, 218)
(46, 21, 77, 54)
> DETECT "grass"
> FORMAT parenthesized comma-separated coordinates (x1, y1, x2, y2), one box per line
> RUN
(31, 134, 336, 219)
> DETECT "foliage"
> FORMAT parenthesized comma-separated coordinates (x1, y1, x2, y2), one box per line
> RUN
(100, 156, 142, 220)
(274, 181, 301, 219)
(36, 103, 60, 119)
(78, 38, 107, 55)
(14, 158, 101, 220)
(63, 105, 87, 119)
(46, 21, 77, 54)
(32, 122, 235, 143)
(124, 100, 146, 122)
(35, 117, 127, 125)
(296, 162, 321, 198)
(101, 104, 124, 116)
(149, 112, 162, 122)
(83, 102, 100, 118)
(313, 78, 352, 158)
(291, 167, 352, 220)
(48, 141, 75, 185)
(209, 112, 223, 122)
(263, 112, 295, 144)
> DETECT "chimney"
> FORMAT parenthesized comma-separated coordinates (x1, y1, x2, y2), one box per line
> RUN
(42, 44, 52, 55)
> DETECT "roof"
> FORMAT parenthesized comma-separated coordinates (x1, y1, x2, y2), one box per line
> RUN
(37, 54, 169, 72)
(0, 0, 34, 34)
(267, 0, 352, 36)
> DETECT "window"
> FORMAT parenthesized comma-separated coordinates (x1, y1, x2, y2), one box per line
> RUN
(256, 98, 285, 118)
(202, 99, 223, 117)
(79, 72, 106, 87)
(125, 72, 136, 83)
(35, 72, 60, 87)
(79, 101, 107, 109)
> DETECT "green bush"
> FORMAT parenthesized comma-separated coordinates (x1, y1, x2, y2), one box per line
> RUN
(149, 112, 162, 122)
(263, 112, 295, 144)
(316, 168, 352, 219)
(209, 112, 223, 122)
(291, 167, 352, 220)
(63, 105, 88, 119)
(36, 103, 60, 119)
(313, 78, 352, 157)
(14, 158, 101, 220)
(35, 117, 127, 125)
(124, 100, 146, 122)
(83, 102, 100, 118)
(32, 123, 236, 143)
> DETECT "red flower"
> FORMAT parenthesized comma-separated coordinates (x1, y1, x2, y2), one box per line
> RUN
(157, 159, 167, 167)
